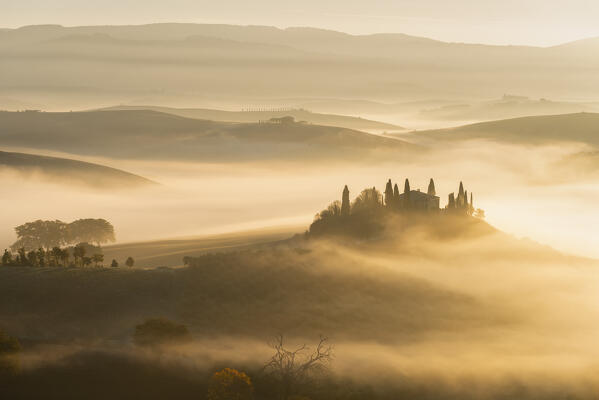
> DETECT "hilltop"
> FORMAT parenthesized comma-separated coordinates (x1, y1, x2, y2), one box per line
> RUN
(0, 150, 155, 188)
(100, 105, 403, 131)
(0, 110, 413, 162)
(412, 112, 599, 146)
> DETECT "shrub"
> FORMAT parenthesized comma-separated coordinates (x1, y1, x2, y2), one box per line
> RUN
(207, 368, 253, 400)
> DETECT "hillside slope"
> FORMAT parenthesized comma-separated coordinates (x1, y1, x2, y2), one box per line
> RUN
(100, 105, 403, 131)
(413, 113, 599, 146)
(0, 150, 155, 188)
(0, 110, 413, 161)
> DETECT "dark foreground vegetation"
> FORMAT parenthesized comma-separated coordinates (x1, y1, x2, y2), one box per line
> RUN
(2, 339, 596, 400)
(1, 181, 595, 399)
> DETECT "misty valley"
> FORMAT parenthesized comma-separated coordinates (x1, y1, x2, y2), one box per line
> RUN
(1, 19, 599, 400)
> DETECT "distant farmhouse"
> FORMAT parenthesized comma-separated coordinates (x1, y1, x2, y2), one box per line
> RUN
(309, 178, 482, 238)
(377, 178, 474, 214)
(398, 178, 440, 211)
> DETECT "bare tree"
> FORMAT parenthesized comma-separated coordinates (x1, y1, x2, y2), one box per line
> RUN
(263, 335, 333, 400)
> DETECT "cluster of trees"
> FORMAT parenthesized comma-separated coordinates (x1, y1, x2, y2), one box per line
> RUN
(1, 244, 134, 269)
(10, 218, 115, 251)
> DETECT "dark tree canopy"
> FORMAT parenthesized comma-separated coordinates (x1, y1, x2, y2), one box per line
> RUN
(68, 219, 115, 245)
(133, 318, 191, 347)
(207, 368, 253, 400)
(351, 187, 382, 213)
(11, 220, 68, 251)
(11, 218, 115, 251)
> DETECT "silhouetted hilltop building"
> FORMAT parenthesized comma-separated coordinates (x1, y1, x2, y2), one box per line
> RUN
(308, 177, 482, 238)
(399, 189, 440, 211)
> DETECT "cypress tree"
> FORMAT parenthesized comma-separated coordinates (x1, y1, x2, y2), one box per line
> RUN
(384, 179, 394, 207)
(393, 183, 400, 208)
(403, 179, 411, 210)
(457, 182, 465, 208)
(341, 185, 350, 216)
(448, 193, 456, 209)
(427, 178, 436, 196)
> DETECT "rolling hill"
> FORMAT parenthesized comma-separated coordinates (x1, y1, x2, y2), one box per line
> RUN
(100, 105, 403, 131)
(102, 226, 300, 268)
(0, 110, 414, 162)
(0, 150, 155, 188)
(3, 24, 599, 109)
(418, 96, 596, 122)
(412, 113, 599, 146)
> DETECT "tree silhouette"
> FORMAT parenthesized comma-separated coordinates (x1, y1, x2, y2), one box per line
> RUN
(11, 220, 68, 251)
(26, 250, 37, 267)
(1, 250, 12, 266)
(403, 179, 411, 209)
(264, 335, 333, 400)
(427, 178, 436, 196)
(393, 183, 400, 208)
(68, 219, 115, 246)
(60, 248, 70, 267)
(51, 247, 62, 267)
(448, 193, 456, 209)
(341, 185, 350, 216)
(384, 179, 394, 207)
(92, 254, 104, 268)
(207, 368, 253, 400)
(111, 259, 119, 268)
(126, 257, 135, 268)
(36, 248, 45, 267)
(73, 243, 86, 267)
(11, 218, 116, 251)
(351, 187, 382, 213)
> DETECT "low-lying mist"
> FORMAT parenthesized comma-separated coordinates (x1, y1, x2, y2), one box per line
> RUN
(2, 214, 598, 399)
(2, 139, 598, 259)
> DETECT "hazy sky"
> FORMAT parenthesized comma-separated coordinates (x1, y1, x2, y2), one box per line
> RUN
(3, 0, 599, 46)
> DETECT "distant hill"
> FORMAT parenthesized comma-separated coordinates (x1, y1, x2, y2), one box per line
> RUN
(3, 24, 599, 107)
(418, 96, 596, 122)
(100, 105, 403, 131)
(0, 150, 155, 188)
(412, 113, 599, 146)
(0, 110, 414, 162)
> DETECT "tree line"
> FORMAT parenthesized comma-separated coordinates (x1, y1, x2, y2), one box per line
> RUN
(10, 218, 115, 251)
(2, 243, 134, 269)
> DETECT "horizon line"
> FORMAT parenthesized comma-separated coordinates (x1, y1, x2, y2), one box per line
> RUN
(2, 21, 597, 49)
